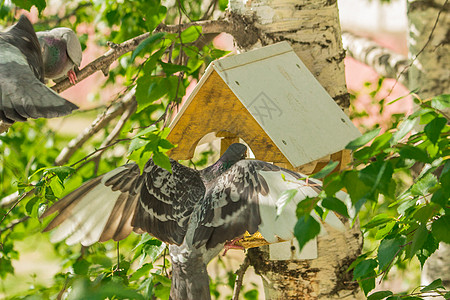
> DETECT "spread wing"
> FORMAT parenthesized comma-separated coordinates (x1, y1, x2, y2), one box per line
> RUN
(42, 164, 143, 246)
(42, 160, 205, 247)
(193, 160, 324, 249)
(133, 159, 205, 245)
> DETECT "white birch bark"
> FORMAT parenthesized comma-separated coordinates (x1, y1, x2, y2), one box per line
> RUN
(407, 0, 450, 294)
(228, 0, 364, 298)
(407, 0, 450, 100)
(341, 31, 409, 85)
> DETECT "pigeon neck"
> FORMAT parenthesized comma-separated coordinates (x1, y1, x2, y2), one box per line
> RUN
(201, 157, 232, 181)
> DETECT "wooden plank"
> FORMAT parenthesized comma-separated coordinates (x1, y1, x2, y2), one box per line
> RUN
(167, 70, 291, 165)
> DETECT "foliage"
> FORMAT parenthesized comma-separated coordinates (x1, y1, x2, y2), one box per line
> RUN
(294, 94, 450, 298)
(1, 0, 449, 299)
(0, 0, 236, 298)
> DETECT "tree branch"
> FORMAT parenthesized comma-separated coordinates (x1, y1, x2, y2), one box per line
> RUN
(54, 87, 137, 166)
(87, 97, 137, 165)
(0, 216, 30, 234)
(342, 31, 409, 85)
(34, 3, 94, 27)
(232, 256, 251, 300)
(52, 33, 151, 93)
(155, 19, 233, 35)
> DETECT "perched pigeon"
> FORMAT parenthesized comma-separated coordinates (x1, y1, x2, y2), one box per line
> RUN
(42, 143, 348, 300)
(37, 27, 82, 84)
(0, 15, 78, 124)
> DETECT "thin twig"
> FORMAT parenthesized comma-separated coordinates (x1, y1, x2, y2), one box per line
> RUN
(87, 98, 137, 163)
(155, 19, 233, 36)
(232, 256, 251, 300)
(55, 87, 137, 166)
(386, 0, 448, 98)
(34, 3, 93, 27)
(0, 216, 30, 234)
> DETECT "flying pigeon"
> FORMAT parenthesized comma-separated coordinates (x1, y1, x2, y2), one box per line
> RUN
(0, 15, 78, 124)
(37, 27, 82, 84)
(42, 143, 348, 299)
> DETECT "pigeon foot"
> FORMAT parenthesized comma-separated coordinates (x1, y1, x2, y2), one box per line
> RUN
(67, 69, 78, 85)
(223, 237, 245, 256)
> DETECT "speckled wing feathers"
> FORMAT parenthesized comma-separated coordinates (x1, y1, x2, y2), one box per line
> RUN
(133, 159, 206, 245)
(193, 160, 277, 249)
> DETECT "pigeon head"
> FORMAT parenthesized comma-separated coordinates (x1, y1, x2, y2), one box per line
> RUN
(199, 143, 247, 180)
(220, 143, 247, 167)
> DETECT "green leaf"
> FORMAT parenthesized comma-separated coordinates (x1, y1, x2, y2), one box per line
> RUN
(49, 177, 64, 198)
(352, 258, 375, 277)
(353, 259, 377, 295)
(424, 117, 447, 144)
(431, 94, 450, 110)
(152, 274, 172, 300)
(416, 233, 439, 267)
(407, 224, 428, 259)
(73, 259, 90, 275)
(11, 0, 46, 12)
(377, 237, 405, 271)
(142, 240, 166, 262)
(180, 26, 202, 43)
(160, 61, 190, 75)
(45, 166, 75, 182)
(25, 196, 39, 216)
(295, 197, 318, 217)
(153, 152, 172, 173)
(133, 126, 158, 138)
(359, 160, 394, 196)
(158, 139, 176, 151)
(413, 205, 437, 224)
(399, 146, 429, 163)
(374, 221, 396, 240)
(420, 278, 445, 292)
(431, 188, 449, 208)
(410, 173, 438, 196)
(128, 138, 150, 154)
(346, 128, 381, 151)
(131, 32, 166, 62)
(321, 197, 350, 218)
(276, 189, 298, 217)
(136, 76, 170, 113)
(311, 161, 339, 179)
(323, 172, 344, 196)
(391, 118, 416, 145)
(294, 215, 320, 250)
(431, 215, 450, 243)
(367, 291, 393, 300)
(243, 289, 259, 300)
(129, 263, 153, 281)
(343, 171, 372, 209)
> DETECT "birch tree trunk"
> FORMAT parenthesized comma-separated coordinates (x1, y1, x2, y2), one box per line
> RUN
(407, 0, 450, 293)
(228, 0, 364, 298)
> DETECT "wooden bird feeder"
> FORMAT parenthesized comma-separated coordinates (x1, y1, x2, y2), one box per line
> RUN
(167, 42, 361, 259)
(168, 42, 360, 171)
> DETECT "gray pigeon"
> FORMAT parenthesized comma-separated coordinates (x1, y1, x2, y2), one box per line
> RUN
(37, 27, 82, 84)
(42, 143, 347, 299)
(0, 15, 78, 124)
